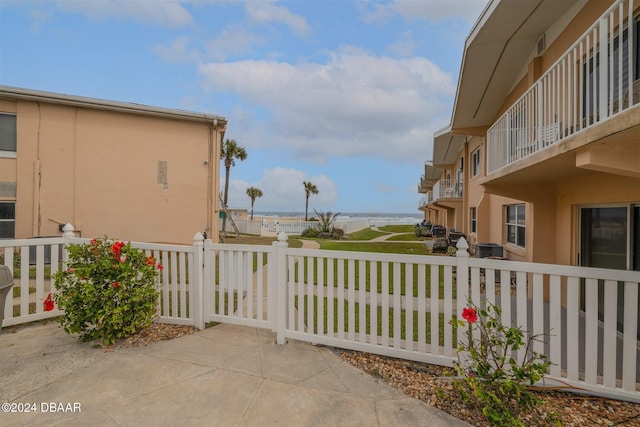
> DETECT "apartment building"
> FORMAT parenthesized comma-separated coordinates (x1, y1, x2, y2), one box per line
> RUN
(419, 0, 640, 271)
(0, 86, 227, 244)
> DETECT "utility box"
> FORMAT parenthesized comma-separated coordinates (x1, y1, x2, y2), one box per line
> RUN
(0, 265, 14, 335)
(475, 243, 503, 258)
(27, 237, 61, 265)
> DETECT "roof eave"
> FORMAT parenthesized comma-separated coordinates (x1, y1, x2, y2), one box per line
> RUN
(0, 86, 227, 126)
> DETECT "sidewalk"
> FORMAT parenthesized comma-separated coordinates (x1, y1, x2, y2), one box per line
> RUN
(0, 321, 470, 426)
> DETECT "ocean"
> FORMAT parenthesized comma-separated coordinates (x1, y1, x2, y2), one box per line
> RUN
(253, 211, 423, 226)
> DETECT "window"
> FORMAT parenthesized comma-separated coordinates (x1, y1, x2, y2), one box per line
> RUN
(471, 149, 480, 177)
(505, 204, 525, 247)
(0, 202, 15, 238)
(582, 19, 640, 122)
(470, 207, 477, 233)
(0, 114, 16, 157)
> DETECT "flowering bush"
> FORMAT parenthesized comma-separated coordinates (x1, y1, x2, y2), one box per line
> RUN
(452, 302, 552, 426)
(52, 237, 161, 345)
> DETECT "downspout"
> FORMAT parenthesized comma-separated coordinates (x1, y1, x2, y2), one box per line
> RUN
(32, 102, 42, 236)
(207, 122, 214, 237)
(207, 119, 225, 242)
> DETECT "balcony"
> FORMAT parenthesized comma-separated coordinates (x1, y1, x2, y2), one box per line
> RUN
(418, 191, 433, 209)
(433, 179, 463, 202)
(487, 0, 639, 174)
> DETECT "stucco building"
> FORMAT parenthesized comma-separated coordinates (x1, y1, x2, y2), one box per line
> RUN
(419, 0, 640, 272)
(0, 86, 227, 244)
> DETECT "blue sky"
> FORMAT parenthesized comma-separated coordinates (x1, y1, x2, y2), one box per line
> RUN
(0, 0, 488, 214)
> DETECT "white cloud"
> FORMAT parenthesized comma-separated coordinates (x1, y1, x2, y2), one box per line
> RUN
(362, 0, 488, 24)
(385, 31, 418, 57)
(55, 0, 194, 27)
(199, 49, 453, 164)
(205, 25, 267, 61)
(153, 36, 200, 63)
(245, 1, 311, 37)
(224, 167, 338, 212)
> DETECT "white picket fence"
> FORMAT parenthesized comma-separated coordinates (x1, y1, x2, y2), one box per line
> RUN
(1, 228, 638, 402)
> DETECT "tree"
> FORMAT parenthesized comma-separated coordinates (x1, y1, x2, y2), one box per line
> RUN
(220, 139, 247, 232)
(246, 187, 263, 221)
(303, 181, 319, 221)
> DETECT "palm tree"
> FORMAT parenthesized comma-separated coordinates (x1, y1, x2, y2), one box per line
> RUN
(246, 187, 263, 221)
(220, 139, 247, 231)
(303, 181, 319, 221)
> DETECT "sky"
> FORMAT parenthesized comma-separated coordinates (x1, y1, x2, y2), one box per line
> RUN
(0, 0, 488, 215)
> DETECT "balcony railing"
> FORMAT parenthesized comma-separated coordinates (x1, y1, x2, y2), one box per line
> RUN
(428, 179, 462, 203)
(418, 191, 433, 208)
(487, 0, 638, 173)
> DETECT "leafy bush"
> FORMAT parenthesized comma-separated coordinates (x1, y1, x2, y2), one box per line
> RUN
(52, 237, 161, 345)
(301, 210, 344, 240)
(301, 227, 320, 238)
(453, 302, 552, 426)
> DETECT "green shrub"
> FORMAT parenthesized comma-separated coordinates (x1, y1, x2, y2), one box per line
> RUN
(301, 227, 320, 238)
(453, 302, 552, 426)
(52, 237, 161, 345)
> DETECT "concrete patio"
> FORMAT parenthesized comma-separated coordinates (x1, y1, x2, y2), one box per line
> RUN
(0, 321, 470, 426)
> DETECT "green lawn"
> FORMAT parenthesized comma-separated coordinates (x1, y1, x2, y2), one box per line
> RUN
(378, 224, 416, 233)
(386, 233, 427, 242)
(319, 240, 428, 255)
(298, 295, 455, 347)
(346, 228, 389, 241)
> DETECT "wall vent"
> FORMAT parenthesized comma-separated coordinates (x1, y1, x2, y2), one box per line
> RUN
(537, 34, 546, 55)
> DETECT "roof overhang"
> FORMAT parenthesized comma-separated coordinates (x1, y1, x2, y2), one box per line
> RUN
(418, 163, 442, 192)
(451, 0, 583, 130)
(0, 86, 227, 126)
(433, 127, 467, 166)
(422, 163, 442, 183)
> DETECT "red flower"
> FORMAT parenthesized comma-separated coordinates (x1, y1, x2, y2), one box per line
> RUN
(113, 282, 120, 288)
(462, 307, 478, 323)
(44, 293, 55, 312)
(145, 256, 156, 266)
(157, 264, 164, 271)
(111, 241, 125, 258)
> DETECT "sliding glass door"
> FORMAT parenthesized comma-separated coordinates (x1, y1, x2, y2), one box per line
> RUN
(580, 205, 640, 337)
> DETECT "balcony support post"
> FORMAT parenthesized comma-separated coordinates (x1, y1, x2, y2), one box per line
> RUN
(599, 17, 608, 122)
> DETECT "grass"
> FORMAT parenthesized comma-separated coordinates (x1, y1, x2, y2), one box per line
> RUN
(347, 228, 389, 241)
(12, 287, 36, 298)
(386, 233, 426, 242)
(377, 224, 416, 233)
(319, 240, 428, 255)
(221, 235, 303, 248)
(298, 295, 455, 347)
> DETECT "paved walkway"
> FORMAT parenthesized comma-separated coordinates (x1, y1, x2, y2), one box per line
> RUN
(299, 227, 429, 248)
(0, 321, 470, 426)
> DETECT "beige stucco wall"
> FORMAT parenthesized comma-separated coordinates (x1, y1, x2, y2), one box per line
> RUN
(467, 0, 639, 267)
(555, 173, 640, 265)
(2, 97, 224, 245)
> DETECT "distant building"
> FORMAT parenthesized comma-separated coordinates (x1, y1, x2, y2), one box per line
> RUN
(419, 0, 640, 270)
(0, 86, 227, 244)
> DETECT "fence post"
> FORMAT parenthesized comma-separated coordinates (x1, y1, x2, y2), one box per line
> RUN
(192, 232, 205, 330)
(272, 231, 288, 345)
(456, 237, 472, 348)
(61, 223, 75, 268)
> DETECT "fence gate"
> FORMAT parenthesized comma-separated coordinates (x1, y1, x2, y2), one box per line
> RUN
(202, 241, 276, 331)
